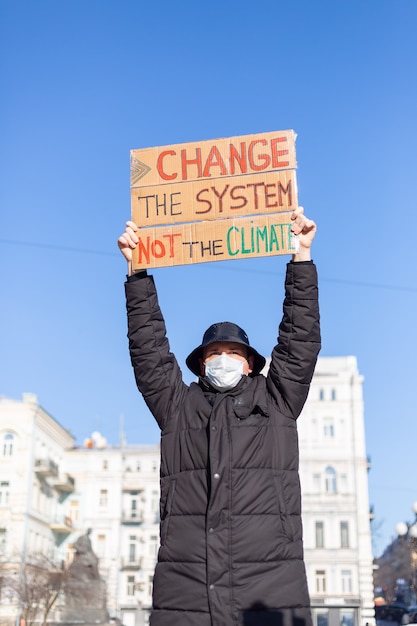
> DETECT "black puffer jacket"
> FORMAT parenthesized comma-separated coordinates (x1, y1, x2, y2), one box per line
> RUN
(125, 261, 321, 626)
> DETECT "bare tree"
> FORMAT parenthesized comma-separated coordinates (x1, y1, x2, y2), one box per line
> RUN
(374, 537, 416, 604)
(3, 552, 68, 626)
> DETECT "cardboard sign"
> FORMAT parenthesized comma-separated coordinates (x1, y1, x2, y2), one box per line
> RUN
(131, 170, 297, 227)
(132, 214, 299, 269)
(130, 130, 296, 188)
(130, 130, 298, 269)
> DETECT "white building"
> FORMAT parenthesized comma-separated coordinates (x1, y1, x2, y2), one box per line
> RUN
(0, 393, 75, 626)
(0, 356, 375, 626)
(0, 394, 160, 626)
(299, 357, 375, 626)
(63, 442, 160, 626)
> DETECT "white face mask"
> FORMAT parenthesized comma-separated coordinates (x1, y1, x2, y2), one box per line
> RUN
(204, 354, 244, 390)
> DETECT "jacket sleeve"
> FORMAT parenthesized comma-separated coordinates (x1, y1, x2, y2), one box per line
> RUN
(266, 261, 321, 419)
(125, 273, 187, 430)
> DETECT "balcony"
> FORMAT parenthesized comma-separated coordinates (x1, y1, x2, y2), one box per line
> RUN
(50, 515, 73, 534)
(121, 557, 143, 570)
(52, 473, 75, 494)
(34, 458, 59, 477)
(119, 597, 141, 608)
(122, 483, 144, 493)
(122, 511, 144, 524)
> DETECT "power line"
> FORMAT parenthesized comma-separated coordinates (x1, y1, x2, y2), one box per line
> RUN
(0, 239, 117, 257)
(211, 263, 417, 293)
(1, 238, 417, 293)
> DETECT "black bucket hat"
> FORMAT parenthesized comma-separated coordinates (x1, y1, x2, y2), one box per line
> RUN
(186, 321, 266, 377)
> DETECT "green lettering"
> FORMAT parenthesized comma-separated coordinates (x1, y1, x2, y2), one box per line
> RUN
(288, 224, 298, 250)
(227, 225, 239, 256)
(256, 226, 268, 253)
(269, 224, 280, 252)
(240, 225, 252, 254)
(277, 224, 286, 248)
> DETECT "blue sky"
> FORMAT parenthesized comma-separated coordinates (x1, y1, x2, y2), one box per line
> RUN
(1, 0, 416, 557)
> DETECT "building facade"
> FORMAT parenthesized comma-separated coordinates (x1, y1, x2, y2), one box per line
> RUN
(0, 393, 75, 625)
(0, 356, 375, 626)
(299, 357, 375, 626)
(62, 442, 161, 626)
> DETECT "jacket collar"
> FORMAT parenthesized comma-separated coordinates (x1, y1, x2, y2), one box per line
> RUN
(198, 375, 269, 418)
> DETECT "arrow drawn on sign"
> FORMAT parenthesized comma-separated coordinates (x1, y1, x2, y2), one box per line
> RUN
(130, 155, 151, 186)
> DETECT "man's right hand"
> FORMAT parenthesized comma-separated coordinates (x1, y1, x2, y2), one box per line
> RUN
(118, 220, 139, 264)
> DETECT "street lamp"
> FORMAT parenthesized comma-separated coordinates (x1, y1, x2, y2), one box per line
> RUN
(395, 501, 417, 606)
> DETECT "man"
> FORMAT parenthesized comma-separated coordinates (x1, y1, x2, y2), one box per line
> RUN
(118, 207, 320, 626)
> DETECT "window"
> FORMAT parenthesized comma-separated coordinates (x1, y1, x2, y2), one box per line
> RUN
(149, 535, 159, 557)
(148, 575, 153, 598)
(130, 498, 138, 518)
(340, 521, 350, 548)
(313, 474, 321, 493)
(127, 575, 136, 596)
(319, 389, 325, 401)
(323, 419, 334, 438)
(97, 534, 106, 558)
(129, 535, 137, 563)
(69, 500, 79, 522)
(325, 467, 337, 494)
(0, 482, 10, 506)
(152, 490, 160, 522)
(65, 543, 75, 564)
(31, 480, 38, 509)
(331, 388, 337, 401)
(102, 460, 108, 470)
(129, 543, 136, 563)
(136, 461, 141, 471)
(315, 521, 324, 548)
(152, 461, 158, 472)
(315, 569, 326, 594)
(316, 610, 329, 626)
(99, 489, 108, 508)
(341, 570, 352, 594)
(2, 433, 14, 456)
(0, 528, 6, 554)
(340, 609, 354, 626)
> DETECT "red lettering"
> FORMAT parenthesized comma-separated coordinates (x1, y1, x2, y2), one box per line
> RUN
(229, 185, 247, 210)
(181, 148, 202, 181)
(212, 185, 229, 213)
(278, 180, 292, 205)
(137, 237, 151, 264)
(150, 239, 166, 258)
(271, 137, 289, 168)
(194, 178, 293, 217)
(248, 139, 270, 171)
(203, 146, 227, 178)
(247, 182, 267, 210)
(162, 233, 182, 257)
(155, 135, 292, 183)
(229, 142, 247, 175)
(264, 183, 278, 209)
(137, 235, 182, 264)
(195, 189, 212, 214)
(157, 151, 177, 181)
